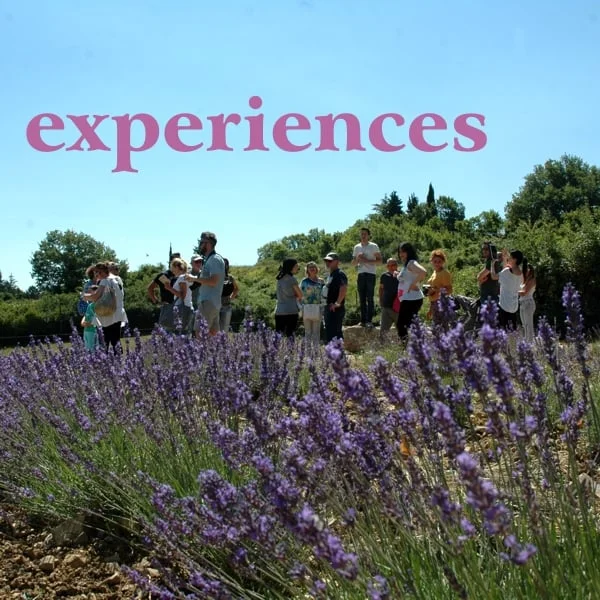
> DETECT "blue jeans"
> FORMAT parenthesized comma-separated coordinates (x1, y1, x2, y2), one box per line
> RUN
(220, 305, 233, 332)
(357, 273, 376, 324)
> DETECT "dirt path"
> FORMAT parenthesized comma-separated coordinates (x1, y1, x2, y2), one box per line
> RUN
(0, 504, 153, 599)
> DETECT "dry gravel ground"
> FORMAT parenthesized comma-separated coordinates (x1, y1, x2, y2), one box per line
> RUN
(0, 504, 157, 599)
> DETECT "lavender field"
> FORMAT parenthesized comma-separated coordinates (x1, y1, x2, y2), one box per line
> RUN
(1, 285, 599, 599)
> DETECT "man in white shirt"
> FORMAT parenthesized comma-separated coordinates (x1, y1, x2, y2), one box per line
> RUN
(351, 227, 382, 328)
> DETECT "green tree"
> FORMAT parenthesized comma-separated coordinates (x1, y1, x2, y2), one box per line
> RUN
(372, 191, 403, 218)
(30, 230, 119, 293)
(505, 154, 600, 231)
(406, 193, 419, 214)
(426, 183, 437, 218)
(436, 195, 465, 231)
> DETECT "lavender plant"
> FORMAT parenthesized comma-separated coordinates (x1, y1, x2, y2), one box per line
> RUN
(0, 285, 599, 599)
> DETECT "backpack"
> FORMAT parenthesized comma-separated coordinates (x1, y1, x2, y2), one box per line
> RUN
(77, 296, 89, 316)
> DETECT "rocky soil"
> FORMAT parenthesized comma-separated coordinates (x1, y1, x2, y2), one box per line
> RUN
(0, 504, 158, 599)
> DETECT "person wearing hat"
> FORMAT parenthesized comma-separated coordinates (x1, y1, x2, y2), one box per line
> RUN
(322, 252, 348, 343)
(189, 254, 204, 309)
(186, 232, 225, 337)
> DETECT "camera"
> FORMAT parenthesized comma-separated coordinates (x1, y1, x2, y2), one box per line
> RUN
(485, 242, 497, 260)
(422, 284, 432, 297)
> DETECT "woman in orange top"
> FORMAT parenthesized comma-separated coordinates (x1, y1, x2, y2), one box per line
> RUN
(426, 249, 453, 323)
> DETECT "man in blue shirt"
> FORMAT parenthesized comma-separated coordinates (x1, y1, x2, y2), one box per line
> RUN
(187, 232, 225, 337)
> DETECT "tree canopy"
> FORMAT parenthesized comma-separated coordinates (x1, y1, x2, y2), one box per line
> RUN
(505, 154, 600, 231)
(30, 230, 120, 293)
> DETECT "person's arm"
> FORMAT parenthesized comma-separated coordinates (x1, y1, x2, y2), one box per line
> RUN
(165, 279, 186, 301)
(519, 277, 536, 296)
(187, 269, 221, 287)
(477, 266, 490, 284)
(84, 284, 104, 302)
(336, 283, 347, 306)
(407, 261, 427, 290)
(293, 283, 303, 301)
(230, 277, 240, 300)
(147, 280, 159, 303)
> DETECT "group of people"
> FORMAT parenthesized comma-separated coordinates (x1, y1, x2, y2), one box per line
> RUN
(77, 228, 538, 353)
(477, 242, 537, 340)
(274, 229, 538, 345)
(146, 232, 238, 338)
(79, 261, 127, 353)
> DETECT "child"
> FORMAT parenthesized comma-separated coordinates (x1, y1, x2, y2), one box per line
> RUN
(81, 285, 100, 350)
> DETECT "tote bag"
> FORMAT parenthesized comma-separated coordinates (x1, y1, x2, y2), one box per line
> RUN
(95, 283, 117, 317)
(302, 303, 321, 320)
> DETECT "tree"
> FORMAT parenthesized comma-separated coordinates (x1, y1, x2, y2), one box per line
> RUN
(436, 195, 466, 231)
(372, 191, 403, 218)
(31, 230, 119, 293)
(0, 271, 24, 299)
(505, 154, 600, 231)
(406, 193, 419, 214)
(426, 183, 437, 218)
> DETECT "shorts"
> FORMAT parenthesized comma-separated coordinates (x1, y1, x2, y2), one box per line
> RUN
(195, 300, 220, 332)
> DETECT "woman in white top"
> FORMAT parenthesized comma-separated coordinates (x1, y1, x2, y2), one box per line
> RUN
(395, 242, 427, 339)
(165, 258, 193, 334)
(490, 248, 526, 331)
(518, 264, 536, 341)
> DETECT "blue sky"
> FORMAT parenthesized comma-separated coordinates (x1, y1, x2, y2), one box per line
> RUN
(1, 0, 599, 290)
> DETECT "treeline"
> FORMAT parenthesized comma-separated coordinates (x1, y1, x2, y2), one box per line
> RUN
(1, 154, 599, 345)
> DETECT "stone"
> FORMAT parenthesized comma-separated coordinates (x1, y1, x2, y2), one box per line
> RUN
(342, 324, 379, 352)
(50, 514, 86, 546)
(39, 554, 57, 572)
(63, 552, 88, 569)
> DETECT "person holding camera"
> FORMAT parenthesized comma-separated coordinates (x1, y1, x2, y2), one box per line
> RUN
(490, 248, 526, 331)
(477, 242, 502, 306)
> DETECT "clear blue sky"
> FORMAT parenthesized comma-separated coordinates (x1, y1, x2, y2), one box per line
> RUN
(1, 0, 599, 290)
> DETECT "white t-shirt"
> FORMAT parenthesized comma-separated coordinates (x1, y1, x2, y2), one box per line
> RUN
(499, 268, 523, 313)
(173, 275, 192, 307)
(396, 261, 425, 302)
(352, 241, 380, 275)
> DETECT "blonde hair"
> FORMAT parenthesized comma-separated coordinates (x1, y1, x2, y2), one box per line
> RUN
(305, 261, 318, 275)
(429, 249, 447, 262)
(170, 258, 188, 273)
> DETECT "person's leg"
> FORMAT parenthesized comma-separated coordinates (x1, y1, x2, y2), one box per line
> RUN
(304, 317, 317, 345)
(397, 300, 422, 339)
(102, 322, 121, 354)
(275, 314, 286, 334)
(357, 273, 367, 325)
(324, 311, 336, 343)
(196, 301, 221, 337)
(159, 304, 174, 332)
(333, 307, 345, 340)
(285, 314, 299, 337)
(520, 299, 535, 340)
(379, 307, 394, 340)
(220, 306, 232, 332)
(365, 274, 376, 324)
(83, 328, 96, 350)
